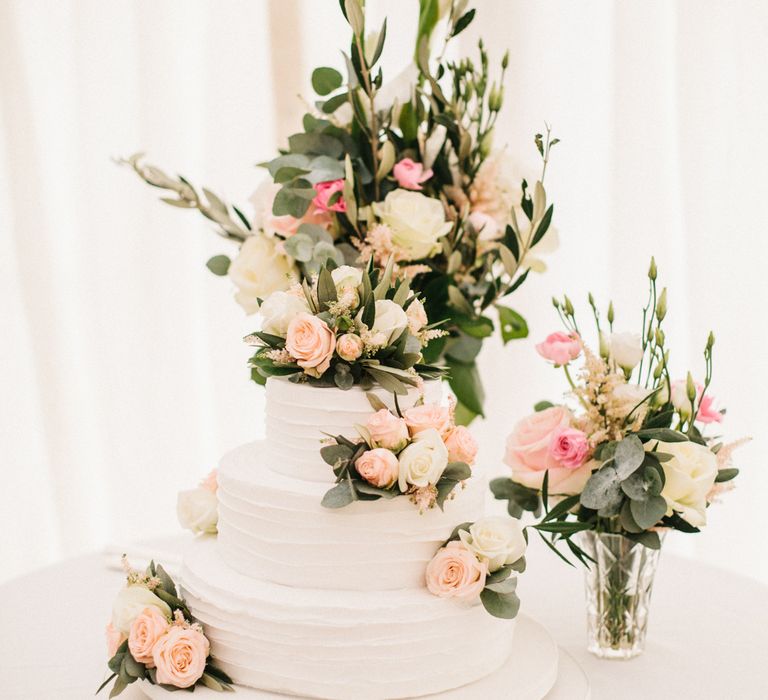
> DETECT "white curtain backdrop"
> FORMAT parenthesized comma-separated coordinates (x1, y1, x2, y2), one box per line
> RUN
(2, 0, 766, 585)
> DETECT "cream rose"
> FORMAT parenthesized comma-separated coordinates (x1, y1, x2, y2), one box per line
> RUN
(459, 516, 527, 572)
(355, 448, 399, 488)
(285, 312, 336, 377)
(228, 233, 298, 314)
(365, 409, 409, 451)
(177, 487, 218, 535)
(259, 290, 309, 337)
(405, 298, 428, 334)
(397, 428, 449, 492)
(128, 606, 170, 666)
(403, 403, 451, 437)
(444, 425, 479, 465)
(336, 333, 364, 362)
(331, 265, 363, 295)
(372, 190, 451, 260)
(111, 585, 172, 634)
(426, 541, 488, 601)
(653, 440, 718, 527)
(152, 626, 209, 689)
(357, 299, 408, 346)
(503, 406, 593, 494)
(609, 332, 644, 370)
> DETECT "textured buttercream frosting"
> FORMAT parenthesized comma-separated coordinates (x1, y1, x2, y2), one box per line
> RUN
(182, 537, 516, 700)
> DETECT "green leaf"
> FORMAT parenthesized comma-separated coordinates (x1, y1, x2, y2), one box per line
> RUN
(485, 576, 517, 595)
(454, 315, 494, 339)
(635, 428, 688, 443)
(283, 233, 314, 262)
(613, 435, 645, 479)
(205, 255, 230, 276)
(441, 461, 472, 481)
(715, 468, 739, 483)
(435, 478, 461, 510)
(486, 566, 513, 585)
(580, 466, 621, 510)
(96, 672, 117, 695)
(273, 165, 311, 184)
(542, 494, 580, 522)
(370, 18, 387, 66)
(273, 186, 313, 218)
(317, 265, 338, 309)
(630, 494, 667, 529)
(534, 400, 554, 412)
(321, 479, 357, 509)
(509, 556, 526, 574)
(619, 499, 644, 533)
(108, 677, 128, 698)
(453, 399, 478, 427)
(446, 360, 485, 416)
(531, 204, 554, 247)
(621, 472, 650, 501)
(496, 306, 529, 343)
(288, 132, 345, 158)
(155, 563, 177, 597)
(489, 477, 540, 514)
(122, 654, 145, 680)
(446, 521, 473, 543)
(480, 588, 520, 619)
(452, 8, 476, 36)
(365, 367, 410, 395)
(445, 333, 482, 364)
(320, 443, 353, 466)
(534, 521, 592, 535)
(311, 67, 343, 96)
(625, 530, 662, 550)
(399, 101, 419, 143)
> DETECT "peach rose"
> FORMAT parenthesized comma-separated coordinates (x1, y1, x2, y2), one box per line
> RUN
(336, 333, 364, 362)
(393, 158, 433, 191)
(444, 426, 478, 465)
(535, 331, 581, 366)
(200, 469, 217, 493)
(313, 179, 347, 213)
(405, 298, 428, 334)
(285, 312, 336, 378)
(152, 626, 210, 689)
(403, 403, 451, 437)
(105, 623, 126, 659)
(504, 406, 593, 494)
(548, 427, 589, 468)
(128, 607, 170, 666)
(426, 541, 488, 602)
(355, 448, 399, 488)
(366, 409, 410, 451)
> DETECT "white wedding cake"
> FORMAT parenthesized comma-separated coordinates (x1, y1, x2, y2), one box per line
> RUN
(178, 377, 516, 699)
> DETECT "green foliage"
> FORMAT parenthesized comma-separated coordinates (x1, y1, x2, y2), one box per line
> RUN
(312, 67, 343, 95)
(205, 255, 231, 276)
(496, 306, 529, 343)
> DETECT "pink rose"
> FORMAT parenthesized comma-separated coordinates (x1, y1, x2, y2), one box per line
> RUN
(549, 427, 589, 469)
(535, 332, 581, 366)
(404, 403, 451, 437)
(393, 158, 433, 191)
(504, 406, 592, 494)
(366, 409, 410, 451)
(105, 623, 126, 659)
(444, 426, 478, 465)
(152, 626, 210, 689)
(336, 333, 364, 362)
(199, 469, 217, 493)
(313, 179, 347, 213)
(285, 312, 336, 378)
(128, 607, 170, 666)
(426, 541, 488, 602)
(355, 448, 400, 488)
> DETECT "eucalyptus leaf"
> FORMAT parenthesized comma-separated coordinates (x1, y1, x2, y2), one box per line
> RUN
(283, 233, 314, 262)
(480, 588, 520, 619)
(534, 400, 554, 412)
(320, 443, 353, 466)
(580, 466, 621, 510)
(613, 435, 645, 479)
(630, 494, 667, 529)
(496, 306, 529, 343)
(635, 428, 688, 443)
(321, 479, 357, 509)
(205, 255, 231, 276)
(312, 67, 343, 96)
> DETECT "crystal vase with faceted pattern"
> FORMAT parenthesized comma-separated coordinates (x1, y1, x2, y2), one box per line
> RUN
(578, 531, 664, 659)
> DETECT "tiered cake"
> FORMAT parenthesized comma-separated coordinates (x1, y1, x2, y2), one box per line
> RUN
(178, 377, 516, 699)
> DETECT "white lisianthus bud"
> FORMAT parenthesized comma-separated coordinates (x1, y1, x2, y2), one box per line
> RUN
(609, 332, 644, 370)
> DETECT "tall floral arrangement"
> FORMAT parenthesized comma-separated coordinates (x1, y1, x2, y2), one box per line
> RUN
(122, 0, 559, 423)
(491, 259, 743, 561)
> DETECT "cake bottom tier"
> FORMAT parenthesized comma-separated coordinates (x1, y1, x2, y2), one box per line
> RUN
(181, 537, 516, 700)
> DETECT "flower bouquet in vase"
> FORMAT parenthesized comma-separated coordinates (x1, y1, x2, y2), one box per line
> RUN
(120, 0, 560, 423)
(491, 259, 745, 659)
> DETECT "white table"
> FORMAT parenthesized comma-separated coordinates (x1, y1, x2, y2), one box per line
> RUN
(1, 534, 765, 699)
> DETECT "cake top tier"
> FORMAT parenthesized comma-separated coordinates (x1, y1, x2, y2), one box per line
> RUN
(264, 376, 442, 483)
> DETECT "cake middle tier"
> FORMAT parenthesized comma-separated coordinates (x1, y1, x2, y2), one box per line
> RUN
(217, 441, 485, 591)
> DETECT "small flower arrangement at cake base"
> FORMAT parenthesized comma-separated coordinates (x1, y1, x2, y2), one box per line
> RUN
(426, 517, 527, 619)
(246, 258, 445, 395)
(98, 558, 232, 696)
(490, 259, 746, 658)
(177, 469, 218, 535)
(321, 393, 477, 510)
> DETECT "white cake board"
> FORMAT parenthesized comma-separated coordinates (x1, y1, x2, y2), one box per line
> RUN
(140, 614, 567, 700)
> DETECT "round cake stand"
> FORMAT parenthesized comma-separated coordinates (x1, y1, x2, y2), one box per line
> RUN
(140, 614, 563, 700)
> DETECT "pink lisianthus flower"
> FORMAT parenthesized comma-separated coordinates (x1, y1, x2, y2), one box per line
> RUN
(393, 158, 433, 191)
(535, 332, 581, 366)
(671, 380, 724, 424)
(548, 427, 589, 469)
(695, 389, 723, 424)
(313, 179, 347, 213)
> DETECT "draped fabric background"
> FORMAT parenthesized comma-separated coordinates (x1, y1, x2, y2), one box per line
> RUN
(2, 0, 766, 584)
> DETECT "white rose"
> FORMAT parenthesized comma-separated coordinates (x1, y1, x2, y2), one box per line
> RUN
(652, 440, 718, 527)
(609, 332, 644, 370)
(611, 383, 653, 418)
(248, 179, 281, 236)
(397, 428, 449, 492)
(357, 299, 408, 346)
(260, 290, 309, 337)
(331, 265, 363, 297)
(177, 487, 218, 535)
(111, 585, 172, 634)
(372, 190, 451, 260)
(459, 516, 527, 573)
(228, 234, 299, 314)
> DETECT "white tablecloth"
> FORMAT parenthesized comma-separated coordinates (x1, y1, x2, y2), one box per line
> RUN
(1, 534, 766, 699)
